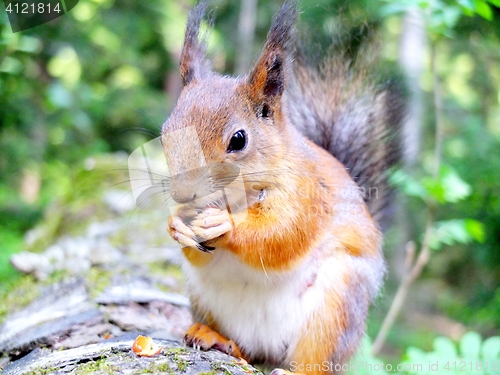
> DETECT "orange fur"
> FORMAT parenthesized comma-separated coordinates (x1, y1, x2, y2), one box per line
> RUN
(182, 247, 213, 268)
(289, 294, 346, 375)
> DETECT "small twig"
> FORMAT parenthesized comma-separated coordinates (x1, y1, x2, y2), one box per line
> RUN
(371, 217, 433, 356)
(404, 241, 416, 272)
(371, 40, 442, 357)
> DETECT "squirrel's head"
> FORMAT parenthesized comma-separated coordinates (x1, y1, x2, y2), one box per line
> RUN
(161, 2, 298, 208)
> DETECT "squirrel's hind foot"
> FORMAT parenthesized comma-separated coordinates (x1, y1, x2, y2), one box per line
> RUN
(184, 322, 243, 358)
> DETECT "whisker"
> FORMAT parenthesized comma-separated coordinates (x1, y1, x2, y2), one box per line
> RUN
(259, 253, 270, 281)
(136, 109, 163, 130)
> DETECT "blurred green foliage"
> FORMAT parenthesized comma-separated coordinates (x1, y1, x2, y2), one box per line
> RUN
(352, 332, 500, 375)
(403, 332, 500, 375)
(0, 0, 499, 358)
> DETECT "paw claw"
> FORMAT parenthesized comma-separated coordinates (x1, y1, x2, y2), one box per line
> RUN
(184, 323, 242, 358)
(196, 243, 215, 252)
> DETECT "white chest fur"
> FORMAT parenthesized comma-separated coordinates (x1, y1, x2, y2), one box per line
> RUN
(182, 249, 343, 364)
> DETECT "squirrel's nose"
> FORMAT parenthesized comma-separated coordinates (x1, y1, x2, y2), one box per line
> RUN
(169, 166, 214, 204)
(171, 188, 197, 204)
(170, 169, 201, 204)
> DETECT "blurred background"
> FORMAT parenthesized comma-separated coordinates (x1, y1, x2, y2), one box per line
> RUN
(0, 0, 499, 363)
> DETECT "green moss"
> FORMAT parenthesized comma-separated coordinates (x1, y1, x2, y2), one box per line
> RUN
(164, 347, 189, 355)
(108, 229, 128, 249)
(210, 362, 234, 375)
(164, 347, 190, 372)
(0, 227, 24, 284)
(238, 364, 254, 373)
(150, 264, 186, 295)
(0, 275, 40, 323)
(175, 355, 189, 371)
(210, 360, 263, 375)
(74, 356, 119, 374)
(85, 267, 112, 299)
(148, 262, 183, 280)
(24, 367, 58, 375)
(0, 268, 84, 323)
(46, 269, 71, 283)
(139, 361, 174, 374)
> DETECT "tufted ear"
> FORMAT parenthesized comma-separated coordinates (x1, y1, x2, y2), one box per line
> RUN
(247, 1, 297, 104)
(180, 2, 213, 86)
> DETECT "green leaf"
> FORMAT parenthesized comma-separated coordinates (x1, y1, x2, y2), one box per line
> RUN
(482, 337, 500, 361)
(460, 332, 482, 359)
(347, 337, 390, 375)
(405, 346, 428, 365)
(400, 333, 500, 374)
(461, 7, 476, 16)
(390, 170, 428, 200)
(422, 176, 447, 203)
(441, 6, 462, 28)
(458, 0, 476, 11)
(439, 165, 471, 203)
(487, 0, 500, 7)
(429, 219, 477, 250)
(464, 219, 486, 243)
(474, 0, 493, 20)
(434, 336, 458, 358)
(391, 166, 471, 204)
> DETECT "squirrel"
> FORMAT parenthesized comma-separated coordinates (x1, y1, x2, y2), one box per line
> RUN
(162, 1, 406, 374)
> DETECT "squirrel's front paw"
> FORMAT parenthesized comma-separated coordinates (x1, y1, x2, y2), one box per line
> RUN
(168, 215, 214, 252)
(190, 207, 232, 241)
(185, 322, 242, 358)
(168, 208, 232, 252)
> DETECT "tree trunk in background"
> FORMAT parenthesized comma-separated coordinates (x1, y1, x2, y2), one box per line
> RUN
(399, 8, 425, 167)
(236, 0, 257, 75)
(394, 9, 426, 279)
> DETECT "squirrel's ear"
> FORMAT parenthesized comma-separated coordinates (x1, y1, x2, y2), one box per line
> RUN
(247, 1, 297, 102)
(180, 2, 212, 86)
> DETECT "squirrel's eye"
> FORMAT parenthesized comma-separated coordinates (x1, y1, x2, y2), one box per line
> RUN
(261, 104, 270, 118)
(227, 130, 247, 153)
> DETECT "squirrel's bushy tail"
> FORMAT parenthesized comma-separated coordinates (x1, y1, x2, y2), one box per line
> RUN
(288, 34, 407, 230)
